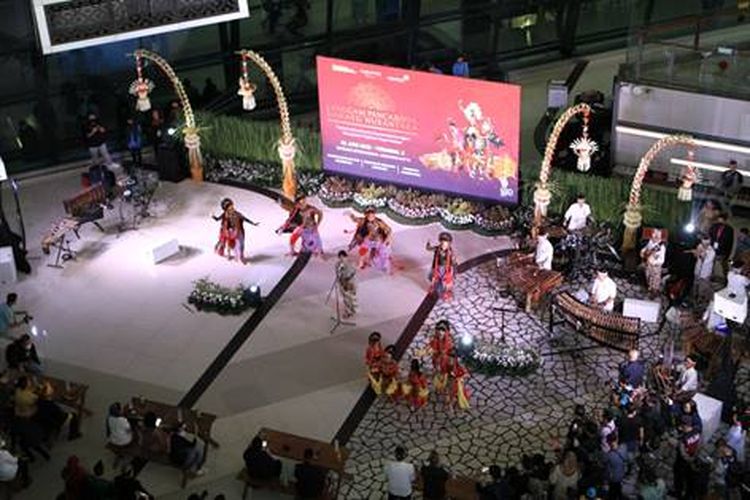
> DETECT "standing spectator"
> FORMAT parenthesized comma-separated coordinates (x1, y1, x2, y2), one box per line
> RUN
(549, 451, 580, 500)
(617, 404, 643, 467)
(697, 199, 720, 235)
(149, 109, 165, 157)
(619, 350, 645, 388)
(6, 334, 43, 374)
(261, 0, 282, 34)
(599, 409, 616, 452)
(84, 460, 113, 498)
(476, 465, 509, 500)
(202, 78, 220, 104)
(125, 117, 143, 174)
(733, 227, 750, 262)
(451, 55, 470, 77)
(243, 436, 281, 481)
(673, 415, 701, 499)
(169, 421, 206, 476)
(294, 448, 327, 499)
(421, 450, 449, 500)
(692, 236, 715, 302)
(166, 100, 182, 129)
(605, 434, 626, 500)
(566, 404, 590, 449)
(714, 440, 743, 499)
(83, 114, 114, 167)
(719, 160, 743, 210)
(725, 410, 746, 464)
(384, 445, 415, 500)
(638, 466, 666, 500)
(113, 466, 153, 499)
(709, 212, 734, 278)
(60, 455, 88, 500)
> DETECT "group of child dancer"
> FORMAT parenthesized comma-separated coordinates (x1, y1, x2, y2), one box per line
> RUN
(364, 320, 470, 411)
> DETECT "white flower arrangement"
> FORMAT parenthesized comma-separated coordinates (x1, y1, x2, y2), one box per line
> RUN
(188, 277, 251, 314)
(438, 208, 475, 226)
(466, 339, 540, 376)
(353, 192, 388, 209)
(387, 198, 440, 220)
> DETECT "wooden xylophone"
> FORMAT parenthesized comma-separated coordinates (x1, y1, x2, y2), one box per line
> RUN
(63, 184, 107, 221)
(551, 291, 640, 352)
(41, 217, 80, 254)
(504, 252, 563, 311)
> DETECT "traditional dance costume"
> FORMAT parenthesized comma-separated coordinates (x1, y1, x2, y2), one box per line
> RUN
(365, 340, 384, 395)
(348, 212, 392, 273)
(450, 359, 471, 410)
(213, 200, 257, 262)
(427, 236, 458, 301)
(277, 200, 323, 255)
(641, 233, 666, 295)
(380, 355, 401, 400)
(403, 368, 429, 409)
(429, 329, 454, 373)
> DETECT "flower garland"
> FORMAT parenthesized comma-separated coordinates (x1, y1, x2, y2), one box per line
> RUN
(188, 278, 252, 315)
(464, 339, 541, 376)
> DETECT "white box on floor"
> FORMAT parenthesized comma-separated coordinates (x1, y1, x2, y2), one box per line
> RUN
(0, 246, 16, 284)
(693, 392, 723, 441)
(622, 298, 660, 323)
(150, 239, 180, 264)
(713, 288, 747, 323)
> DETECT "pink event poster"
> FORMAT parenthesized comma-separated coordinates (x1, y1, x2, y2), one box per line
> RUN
(316, 56, 521, 203)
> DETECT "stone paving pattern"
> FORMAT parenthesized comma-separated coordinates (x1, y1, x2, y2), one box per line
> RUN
(340, 261, 750, 498)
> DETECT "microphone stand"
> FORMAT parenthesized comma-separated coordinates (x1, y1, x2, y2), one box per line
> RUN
(326, 273, 355, 334)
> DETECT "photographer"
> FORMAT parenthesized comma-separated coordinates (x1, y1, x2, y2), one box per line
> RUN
(0, 293, 31, 336)
(83, 113, 114, 168)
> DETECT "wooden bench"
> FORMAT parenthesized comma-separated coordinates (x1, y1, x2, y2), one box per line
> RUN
(105, 442, 191, 488)
(236, 469, 295, 499)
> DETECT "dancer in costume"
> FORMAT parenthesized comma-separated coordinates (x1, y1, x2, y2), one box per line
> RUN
(276, 195, 323, 256)
(347, 207, 393, 273)
(448, 353, 470, 410)
(404, 358, 429, 410)
(335, 250, 357, 318)
(426, 232, 458, 301)
(380, 345, 401, 401)
(429, 320, 454, 373)
(212, 198, 259, 263)
(365, 332, 384, 395)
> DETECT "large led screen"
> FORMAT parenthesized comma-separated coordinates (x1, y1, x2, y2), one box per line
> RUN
(316, 56, 521, 203)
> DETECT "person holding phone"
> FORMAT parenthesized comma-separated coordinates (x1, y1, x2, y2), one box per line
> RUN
(243, 436, 281, 481)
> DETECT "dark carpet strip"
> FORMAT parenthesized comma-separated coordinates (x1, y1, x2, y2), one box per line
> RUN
(333, 248, 513, 445)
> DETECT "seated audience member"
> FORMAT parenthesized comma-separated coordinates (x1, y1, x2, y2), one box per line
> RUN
(113, 466, 154, 499)
(139, 411, 170, 459)
(421, 450, 449, 500)
(384, 446, 415, 500)
(0, 293, 28, 336)
(36, 382, 81, 441)
(83, 460, 113, 498)
(0, 441, 29, 488)
(476, 464, 510, 500)
(12, 376, 50, 462)
(169, 421, 206, 475)
(106, 402, 134, 449)
(6, 334, 43, 374)
(60, 455, 88, 500)
(243, 436, 282, 481)
(294, 448, 327, 499)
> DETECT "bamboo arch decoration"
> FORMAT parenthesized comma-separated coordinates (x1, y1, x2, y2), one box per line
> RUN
(131, 49, 203, 181)
(532, 103, 592, 231)
(237, 49, 297, 200)
(621, 134, 696, 251)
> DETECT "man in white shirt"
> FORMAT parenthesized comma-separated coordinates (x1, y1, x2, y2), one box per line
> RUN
(0, 447, 19, 482)
(692, 236, 715, 302)
(641, 229, 666, 296)
(384, 446, 415, 499)
(675, 355, 698, 398)
(564, 193, 591, 232)
(590, 269, 617, 312)
(534, 229, 554, 271)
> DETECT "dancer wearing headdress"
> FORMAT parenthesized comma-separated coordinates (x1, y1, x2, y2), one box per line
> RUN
(428, 320, 454, 373)
(364, 332, 384, 395)
(212, 198, 258, 263)
(425, 232, 458, 301)
(347, 207, 393, 273)
(380, 345, 401, 401)
(403, 358, 429, 410)
(276, 194, 323, 256)
(448, 353, 470, 410)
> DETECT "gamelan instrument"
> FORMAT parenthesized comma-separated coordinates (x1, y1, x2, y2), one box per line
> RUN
(503, 252, 563, 312)
(550, 291, 640, 352)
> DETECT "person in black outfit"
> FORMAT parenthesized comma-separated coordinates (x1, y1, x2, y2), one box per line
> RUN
(294, 448, 327, 499)
(476, 465, 510, 500)
(6, 334, 42, 374)
(169, 421, 205, 475)
(709, 212, 734, 277)
(243, 436, 281, 481)
(113, 466, 154, 500)
(83, 114, 113, 167)
(421, 450, 449, 500)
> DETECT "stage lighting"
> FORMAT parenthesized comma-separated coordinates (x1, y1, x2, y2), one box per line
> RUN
(684, 222, 696, 233)
(244, 284, 262, 307)
(456, 332, 475, 357)
(167, 128, 176, 136)
(30, 325, 38, 337)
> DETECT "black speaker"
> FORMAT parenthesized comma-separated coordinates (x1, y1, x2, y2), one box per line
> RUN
(157, 143, 187, 182)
